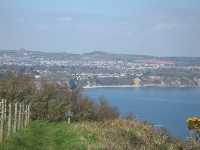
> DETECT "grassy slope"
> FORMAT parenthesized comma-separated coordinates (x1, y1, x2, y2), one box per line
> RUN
(0, 121, 86, 150)
(0, 120, 183, 150)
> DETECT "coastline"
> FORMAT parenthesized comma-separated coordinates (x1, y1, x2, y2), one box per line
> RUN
(82, 84, 200, 89)
(83, 85, 141, 89)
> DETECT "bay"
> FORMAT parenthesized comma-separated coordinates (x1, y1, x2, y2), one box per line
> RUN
(82, 87, 200, 139)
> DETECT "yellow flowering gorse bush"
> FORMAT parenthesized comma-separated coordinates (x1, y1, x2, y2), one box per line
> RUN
(186, 117, 200, 131)
(186, 117, 200, 141)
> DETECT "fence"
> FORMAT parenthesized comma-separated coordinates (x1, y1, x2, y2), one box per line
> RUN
(0, 99, 31, 143)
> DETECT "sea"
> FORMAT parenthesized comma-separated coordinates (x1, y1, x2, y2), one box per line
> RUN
(82, 87, 200, 140)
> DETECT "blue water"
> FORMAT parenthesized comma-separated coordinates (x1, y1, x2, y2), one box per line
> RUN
(82, 87, 200, 139)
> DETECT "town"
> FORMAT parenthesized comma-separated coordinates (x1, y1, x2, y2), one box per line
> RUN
(0, 48, 200, 88)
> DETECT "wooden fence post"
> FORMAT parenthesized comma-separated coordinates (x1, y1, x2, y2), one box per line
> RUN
(0, 99, 5, 142)
(1, 102, 31, 141)
(25, 105, 28, 125)
(4, 100, 7, 121)
(8, 103, 12, 136)
(28, 105, 30, 124)
(22, 104, 24, 127)
(13, 103, 18, 133)
(18, 104, 22, 130)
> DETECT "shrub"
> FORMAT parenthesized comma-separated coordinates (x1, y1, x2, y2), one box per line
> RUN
(73, 96, 94, 121)
(185, 117, 200, 149)
(31, 80, 75, 122)
(31, 81, 119, 122)
(93, 96, 119, 121)
(0, 72, 36, 104)
(186, 117, 200, 141)
(31, 80, 58, 121)
(122, 111, 135, 121)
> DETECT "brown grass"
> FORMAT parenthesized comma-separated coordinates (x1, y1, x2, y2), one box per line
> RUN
(74, 119, 183, 150)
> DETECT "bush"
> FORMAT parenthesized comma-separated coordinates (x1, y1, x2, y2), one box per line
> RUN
(0, 72, 36, 104)
(122, 111, 135, 120)
(185, 117, 200, 149)
(93, 96, 119, 121)
(31, 81, 119, 122)
(73, 96, 94, 121)
(186, 117, 200, 141)
(31, 80, 75, 122)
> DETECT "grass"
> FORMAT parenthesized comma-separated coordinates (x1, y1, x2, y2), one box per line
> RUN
(0, 119, 189, 150)
(0, 121, 87, 150)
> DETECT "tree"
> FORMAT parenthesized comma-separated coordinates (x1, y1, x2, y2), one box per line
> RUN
(0, 72, 36, 104)
(93, 96, 119, 121)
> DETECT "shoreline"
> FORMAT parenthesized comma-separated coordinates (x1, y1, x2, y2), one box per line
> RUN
(82, 85, 200, 89)
(83, 85, 141, 89)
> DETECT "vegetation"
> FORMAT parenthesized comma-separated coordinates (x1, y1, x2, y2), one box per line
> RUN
(184, 117, 200, 149)
(0, 120, 184, 150)
(0, 72, 119, 122)
(1, 72, 200, 149)
(0, 72, 36, 104)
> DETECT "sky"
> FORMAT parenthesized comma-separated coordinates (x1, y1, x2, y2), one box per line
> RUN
(0, 0, 200, 57)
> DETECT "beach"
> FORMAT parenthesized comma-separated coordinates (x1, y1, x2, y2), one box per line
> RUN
(82, 84, 199, 89)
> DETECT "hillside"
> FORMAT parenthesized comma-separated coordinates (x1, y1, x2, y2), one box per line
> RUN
(1, 49, 200, 66)
(0, 120, 186, 150)
(1, 50, 200, 89)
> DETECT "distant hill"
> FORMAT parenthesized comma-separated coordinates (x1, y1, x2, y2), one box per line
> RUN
(16, 47, 26, 52)
(0, 49, 200, 65)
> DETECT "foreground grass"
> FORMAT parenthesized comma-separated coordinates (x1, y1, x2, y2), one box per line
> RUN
(0, 121, 86, 150)
(0, 119, 185, 150)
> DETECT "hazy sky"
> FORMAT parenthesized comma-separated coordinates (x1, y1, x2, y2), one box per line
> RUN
(0, 0, 200, 56)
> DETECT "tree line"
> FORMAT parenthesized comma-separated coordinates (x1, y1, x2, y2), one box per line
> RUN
(0, 72, 119, 122)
